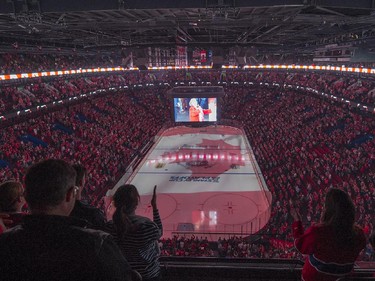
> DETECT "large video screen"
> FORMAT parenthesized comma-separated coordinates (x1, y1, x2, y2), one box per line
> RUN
(173, 97, 217, 123)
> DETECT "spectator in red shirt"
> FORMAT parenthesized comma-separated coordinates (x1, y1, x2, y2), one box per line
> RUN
(291, 188, 366, 281)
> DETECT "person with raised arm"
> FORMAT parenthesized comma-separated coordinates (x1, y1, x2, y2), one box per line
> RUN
(108, 184, 163, 281)
(291, 188, 366, 281)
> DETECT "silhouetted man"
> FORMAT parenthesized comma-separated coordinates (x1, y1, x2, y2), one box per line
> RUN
(0, 159, 134, 281)
(70, 164, 106, 229)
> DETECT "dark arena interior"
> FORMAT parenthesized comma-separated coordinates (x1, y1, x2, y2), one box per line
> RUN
(0, 1, 375, 280)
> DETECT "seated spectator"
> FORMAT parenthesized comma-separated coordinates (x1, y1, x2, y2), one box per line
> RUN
(107, 184, 163, 281)
(291, 188, 366, 281)
(0, 181, 26, 228)
(0, 159, 135, 281)
(0, 213, 12, 234)
(70, 164, 106, 229)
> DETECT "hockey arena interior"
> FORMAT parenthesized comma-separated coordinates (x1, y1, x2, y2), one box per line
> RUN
(0, 1, 375, 280)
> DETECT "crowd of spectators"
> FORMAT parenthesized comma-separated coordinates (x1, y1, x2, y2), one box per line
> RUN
(0, 87, 169, 204)
(1, 69, 375, 117)
(159, 235, 298, 259)
(224, 87, 374, 258)
(0, 58, 374, 261)
(252, 71, 375, 106)
(0, 75, 128, 114)
(0, 53, 121, 74)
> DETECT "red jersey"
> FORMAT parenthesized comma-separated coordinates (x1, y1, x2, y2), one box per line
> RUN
(293, 221, 366, 281)
(189, 106, 211, 122)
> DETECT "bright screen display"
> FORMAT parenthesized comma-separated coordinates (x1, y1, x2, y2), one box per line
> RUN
(174, 97, 217, 122)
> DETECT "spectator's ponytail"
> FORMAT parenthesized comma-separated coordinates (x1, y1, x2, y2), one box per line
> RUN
(113, 184, 140, 237)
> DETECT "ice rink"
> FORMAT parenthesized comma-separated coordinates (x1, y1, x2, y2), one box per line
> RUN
(109, 125, 271, 239)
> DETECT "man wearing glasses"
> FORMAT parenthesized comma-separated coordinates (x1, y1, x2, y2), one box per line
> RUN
(0, 159, 136, 281)
(70, 164, 107, 229)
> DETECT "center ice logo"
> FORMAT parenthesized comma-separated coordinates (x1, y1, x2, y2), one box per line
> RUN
(160, 138, 246, 177)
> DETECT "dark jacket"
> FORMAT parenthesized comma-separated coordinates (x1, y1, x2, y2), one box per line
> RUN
(70, 200, 107, 229)
(0, 215, 132, 281)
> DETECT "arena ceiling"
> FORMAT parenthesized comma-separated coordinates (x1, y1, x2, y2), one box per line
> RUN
(0, 0, 375, 56)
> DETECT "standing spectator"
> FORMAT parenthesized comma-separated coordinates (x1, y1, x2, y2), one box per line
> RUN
(108, 184, 163, 281)
(0, 159, 135, 281)
(291, 188, 366, 281)
(70, 164, 106, 229)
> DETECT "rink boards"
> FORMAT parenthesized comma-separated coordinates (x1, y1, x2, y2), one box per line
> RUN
(113, 125, 271, 238)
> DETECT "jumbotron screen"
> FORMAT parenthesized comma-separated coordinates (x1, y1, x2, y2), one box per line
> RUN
(173, 97, 217, 122)
(168, 86, 224, 124)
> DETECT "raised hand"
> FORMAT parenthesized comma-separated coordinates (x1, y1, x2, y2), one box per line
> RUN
(289, 200, 302, 221)
(151, 185, 157, 209)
